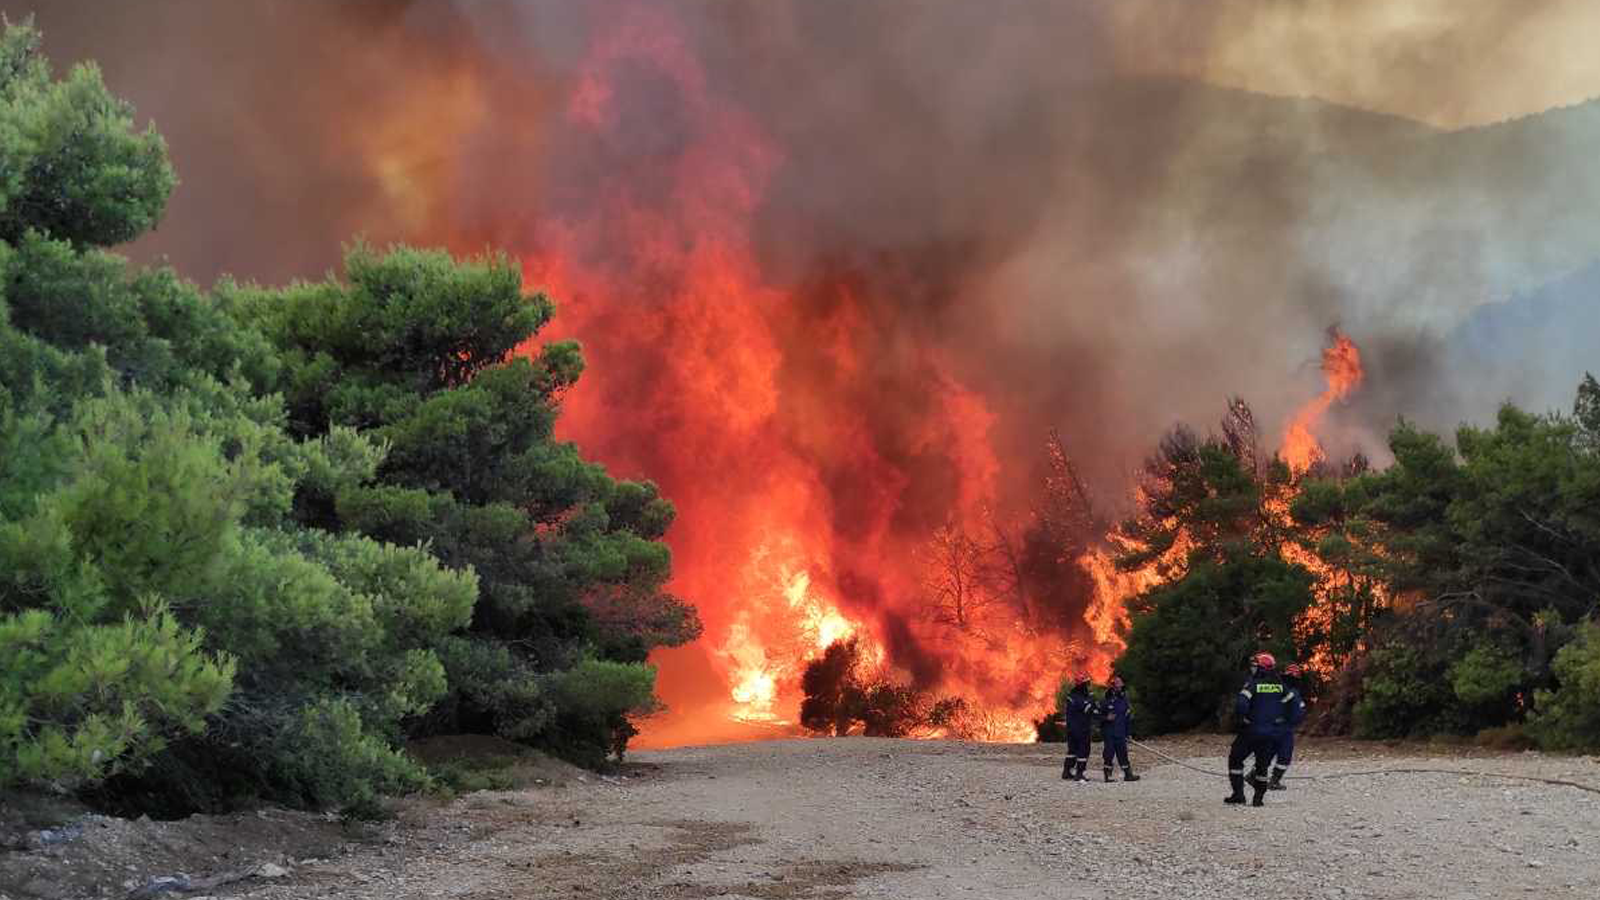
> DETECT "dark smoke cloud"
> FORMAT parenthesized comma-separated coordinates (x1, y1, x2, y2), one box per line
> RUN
(30, 0, 1598, 459)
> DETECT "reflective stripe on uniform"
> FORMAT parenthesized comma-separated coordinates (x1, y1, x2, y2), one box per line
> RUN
(1228, 768, 1244, 775)
(1239, 690, 1252, 698)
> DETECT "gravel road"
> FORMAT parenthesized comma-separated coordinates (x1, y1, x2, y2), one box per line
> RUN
(10, 736, 1599, 899)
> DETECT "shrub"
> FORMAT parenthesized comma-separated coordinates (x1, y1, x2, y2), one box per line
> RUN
(1529, 621, 1600, 751)
(273, 699, 430, 816)
(1449, 641, 1523, 710)
(1117, 555, 1315, 733)
(0, 601, 233, 788)
(800, 638, 864, 736)
(1353, 639, 1463, 738)
(538, 659, 658, 768)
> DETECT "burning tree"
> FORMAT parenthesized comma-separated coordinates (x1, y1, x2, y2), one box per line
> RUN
(919, 523, 996, 633)
(1115, 415, 1298, 575)
(919, 430, 1107, 639)
(1011, 430, 1107, 635)
(1110, 406, 1321, 731)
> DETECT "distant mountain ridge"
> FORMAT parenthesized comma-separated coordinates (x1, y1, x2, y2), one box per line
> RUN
(1448, 260, 1600, 413)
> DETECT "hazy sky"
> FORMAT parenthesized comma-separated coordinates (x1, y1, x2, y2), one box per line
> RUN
(1116, 0, 1600, 127)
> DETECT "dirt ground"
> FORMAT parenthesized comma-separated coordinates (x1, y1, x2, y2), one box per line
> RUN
(5, 735, 1599, 900)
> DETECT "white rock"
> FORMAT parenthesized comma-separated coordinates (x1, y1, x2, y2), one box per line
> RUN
(256, 862, 290, 878)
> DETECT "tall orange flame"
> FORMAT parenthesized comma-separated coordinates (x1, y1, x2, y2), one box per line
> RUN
(1281, 332, 1366, 473)
(324, 3, 1381, 747)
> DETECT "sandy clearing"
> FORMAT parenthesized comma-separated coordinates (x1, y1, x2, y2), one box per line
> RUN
(9, 736, 1600, 900)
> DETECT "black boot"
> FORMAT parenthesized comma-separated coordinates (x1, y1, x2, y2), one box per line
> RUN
(1075, 761, 1089, 782)
(1269, 767, 1287, 791)
(1062, 758, 1073, 780)
(1122, 768, 1140, 782)
(1249, 771, 1269, 807)
(1224, 774, 1246, 804)
(1104, 766, 1114, 783)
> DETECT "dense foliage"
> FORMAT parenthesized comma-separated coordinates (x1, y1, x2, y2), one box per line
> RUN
(222, 243, 699, 769)
(0, 22, 696, 811)
(1115, 383, 1600, 750)
(1107, 416, 1320, 732)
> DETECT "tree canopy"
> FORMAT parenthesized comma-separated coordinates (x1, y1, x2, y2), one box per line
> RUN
(0, 20, 697, 811)
(1111, 387, 1600, 749)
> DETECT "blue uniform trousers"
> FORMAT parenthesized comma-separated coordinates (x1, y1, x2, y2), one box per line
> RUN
(1102, 735, 1130, 769)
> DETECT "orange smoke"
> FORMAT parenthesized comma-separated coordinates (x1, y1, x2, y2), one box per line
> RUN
(325, 3, 1379, 747)
(494, 3, 1109, 746)
(518, 9, 1369, 744)
(1281, 332, 1366, 472)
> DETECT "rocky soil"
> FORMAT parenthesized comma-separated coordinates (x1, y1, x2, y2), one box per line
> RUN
(5, 735, 1599, 899)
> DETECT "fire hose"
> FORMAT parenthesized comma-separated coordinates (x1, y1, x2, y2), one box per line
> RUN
(1124, 737, 1600, 796)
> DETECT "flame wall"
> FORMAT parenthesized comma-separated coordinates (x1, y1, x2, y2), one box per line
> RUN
(32, 0, 1600, 745)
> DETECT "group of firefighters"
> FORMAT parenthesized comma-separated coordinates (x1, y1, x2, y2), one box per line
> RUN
(1059, 652, 1306, 807)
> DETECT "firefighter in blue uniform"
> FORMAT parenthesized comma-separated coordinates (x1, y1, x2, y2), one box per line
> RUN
(1100, 676, 1140, 782)
(1225, 652, 1292, 807)
(1268, 663, 1307, 790)
(1060, 674, 1097, 781)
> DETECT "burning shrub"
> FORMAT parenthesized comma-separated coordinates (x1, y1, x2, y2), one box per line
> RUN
(858, 683, 929, 738)
(800, 638, 969, 738)
(800, 638, 865, 736)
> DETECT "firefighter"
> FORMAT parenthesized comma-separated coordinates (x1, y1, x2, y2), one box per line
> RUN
(1268, 663, 1307, 790)
(1225, 652, 1292, 807)
(1060, 673, 1097, 782)
(1100, 676, 1140, 782)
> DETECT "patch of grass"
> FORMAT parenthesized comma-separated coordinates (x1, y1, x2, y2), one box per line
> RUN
(0, 790, 87, 829)
(429, 758, 519, 795)
(1474, 724, 1536, 751)
(408, 733, 598, 798)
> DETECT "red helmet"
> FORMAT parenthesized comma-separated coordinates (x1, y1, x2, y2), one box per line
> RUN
(1109, 676, 1125, 689)
(1074, 672, 1092, 685)
(1252, 652, 1276, 671)
(1284, 663, 1304, 677)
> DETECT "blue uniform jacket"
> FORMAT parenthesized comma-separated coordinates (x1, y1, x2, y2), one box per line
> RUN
(1063, 687, 1097, 735)
(1100, 691, 1132, 740)
(1284, 678, 1307, 730)
(1235, 674, 1297, 738)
